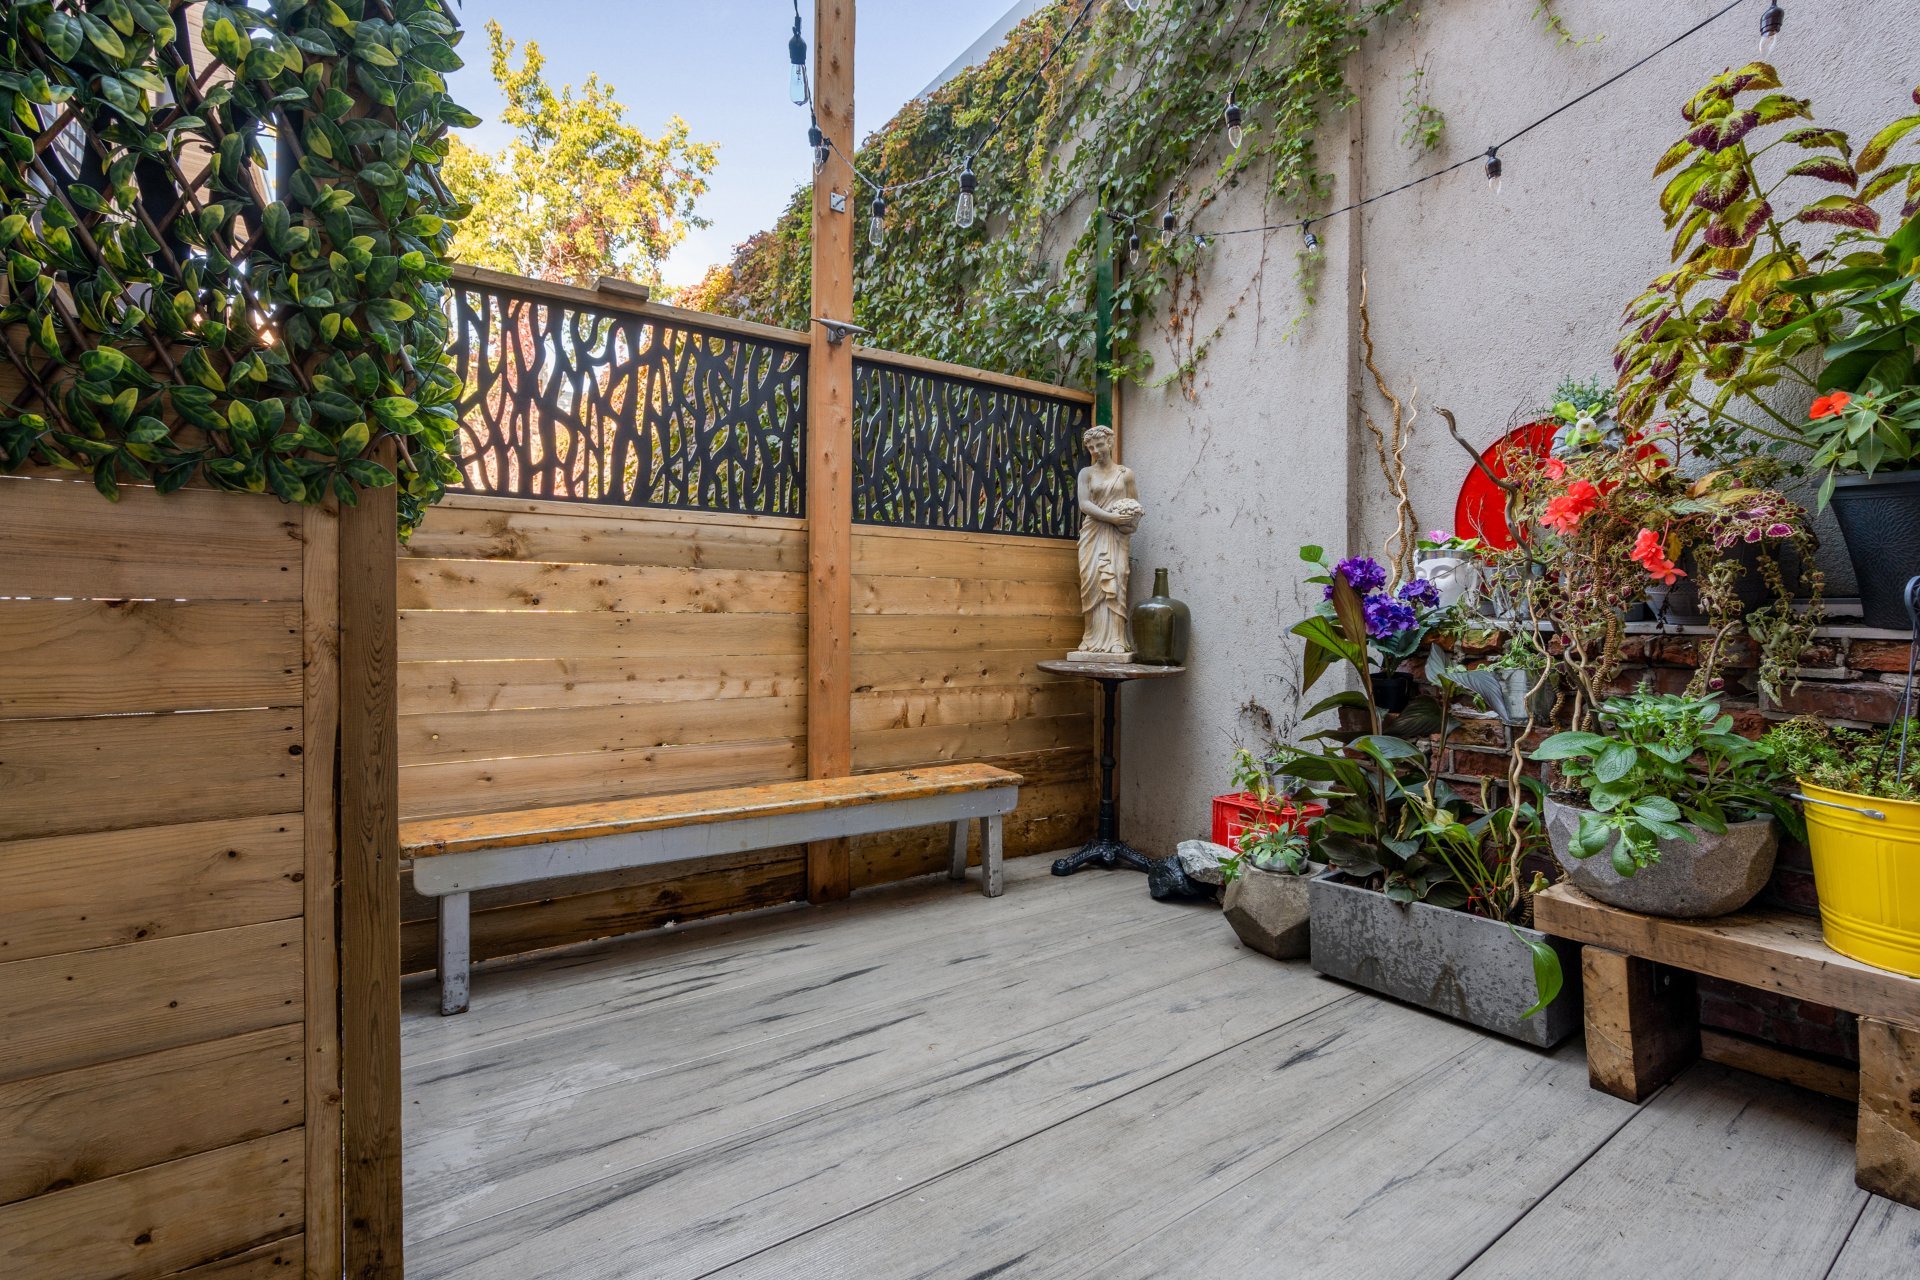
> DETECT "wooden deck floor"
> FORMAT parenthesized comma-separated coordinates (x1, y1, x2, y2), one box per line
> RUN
(401, 855, 1920, 1279)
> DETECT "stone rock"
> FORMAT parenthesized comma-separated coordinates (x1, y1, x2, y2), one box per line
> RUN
(1175, 838, 1233, 886)
(1147, 855, 1215, 902)
(1221, 863, 1321, 959)
(1544, 798, 1778, 918)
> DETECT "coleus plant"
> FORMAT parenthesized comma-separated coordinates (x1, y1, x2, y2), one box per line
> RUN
(0, 0, 474, 532)
(1614, 62, 1920, 472)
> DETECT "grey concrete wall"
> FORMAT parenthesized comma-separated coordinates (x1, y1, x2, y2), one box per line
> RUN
(1116, 0, 1917, 853)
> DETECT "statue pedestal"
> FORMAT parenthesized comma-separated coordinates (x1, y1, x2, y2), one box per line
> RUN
(1066, 649, 1133, 664)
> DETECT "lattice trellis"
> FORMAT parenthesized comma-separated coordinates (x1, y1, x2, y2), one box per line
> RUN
(852, 357, 1089, 540)
(447, 281, 808, 516)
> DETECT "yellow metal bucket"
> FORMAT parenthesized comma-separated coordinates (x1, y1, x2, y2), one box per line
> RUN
(1799, 780, 1920, 977)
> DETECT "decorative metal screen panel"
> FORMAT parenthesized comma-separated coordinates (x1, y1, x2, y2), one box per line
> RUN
(449, 283, 807, 515)
(852, 359, 1090, 539)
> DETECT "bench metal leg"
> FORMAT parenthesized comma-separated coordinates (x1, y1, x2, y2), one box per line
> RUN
(1858, 1017, 1920, 1208)
(949, 819, 970, 882)
(438, 891, 471, 1017)
(979, 815, 1004, 898)
(1581, 946, 1697, 1103)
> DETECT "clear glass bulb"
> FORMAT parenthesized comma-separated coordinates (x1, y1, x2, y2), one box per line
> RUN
(789, 64, 808, 106)
(1127, 233, 1140, 266)
(814, 145, 829, 174)
(1227, 123, 1244, 149)
(1489, 171, 1503, 195)
(1759, 29, 1778, 56)
(869, 213, 884, 246)
(956, 191, 976, 229)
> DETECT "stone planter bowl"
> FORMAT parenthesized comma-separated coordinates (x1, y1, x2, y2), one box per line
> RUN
(1544, 797, 1778, 918)
(1222, 862, 1323, 959)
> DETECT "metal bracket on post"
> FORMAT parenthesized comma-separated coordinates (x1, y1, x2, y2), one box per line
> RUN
(811, 317, 868, 347)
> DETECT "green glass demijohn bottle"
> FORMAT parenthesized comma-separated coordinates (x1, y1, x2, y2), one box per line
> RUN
(1131, 568, 1190, 666)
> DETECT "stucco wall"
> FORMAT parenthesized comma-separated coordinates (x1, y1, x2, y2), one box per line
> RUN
(1116, 0, 1916, 852)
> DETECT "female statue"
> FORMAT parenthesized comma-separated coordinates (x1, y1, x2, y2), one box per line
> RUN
(1070, 425, 1143, 661)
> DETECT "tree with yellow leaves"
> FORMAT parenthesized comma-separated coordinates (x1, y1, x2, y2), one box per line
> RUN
(444, 21, 717, 288)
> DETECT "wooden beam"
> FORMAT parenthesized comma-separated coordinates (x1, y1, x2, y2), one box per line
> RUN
(806, 0, 857, 904)
(338, 466, 403, 1277)
(301, 500, 344, 1280)
(1580, 946, 1700, 1104)
(1858, 1016, 1920, 1206)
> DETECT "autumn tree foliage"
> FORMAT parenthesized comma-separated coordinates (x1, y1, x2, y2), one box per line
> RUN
(444, 21, 717, 288)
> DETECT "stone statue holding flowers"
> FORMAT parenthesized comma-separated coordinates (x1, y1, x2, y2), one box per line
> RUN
(1069, 425, 1143, 662)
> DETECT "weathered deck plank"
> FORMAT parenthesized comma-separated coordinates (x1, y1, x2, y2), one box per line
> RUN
(1827, 1196, 1920, 1279)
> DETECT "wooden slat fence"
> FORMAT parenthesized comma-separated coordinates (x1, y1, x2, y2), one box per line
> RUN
(0, 473, 341, 1278)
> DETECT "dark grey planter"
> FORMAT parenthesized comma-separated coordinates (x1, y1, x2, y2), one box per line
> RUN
(1307, 872, 1580, 1047)
(1221, 862, 1323, 959)
(1829, 470, 1920, 629)
(1544, 798, 1777, 918)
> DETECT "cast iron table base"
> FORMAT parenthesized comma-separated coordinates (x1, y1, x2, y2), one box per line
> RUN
(1034, 660, 1187, 877)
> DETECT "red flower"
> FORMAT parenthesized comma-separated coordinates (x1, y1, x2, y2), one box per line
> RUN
(1540, 480, 1600, 535)
(1542, 457, 1567, 481)
(1630, 528, 1687, 585)
(1809, 392, 1853, 420)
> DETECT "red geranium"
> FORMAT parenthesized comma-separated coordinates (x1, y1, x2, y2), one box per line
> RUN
(1540, 480, 1600, 535)
(1809, 392, 1852, 419)
(1630, 528, 1686, 585)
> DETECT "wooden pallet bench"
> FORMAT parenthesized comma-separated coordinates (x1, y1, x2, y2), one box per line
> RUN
(401, 764, 1022, 1015)
(1535, 883, 1920, 1209)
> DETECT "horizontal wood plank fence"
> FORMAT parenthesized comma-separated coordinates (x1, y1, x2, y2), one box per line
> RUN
(0, 472, 345, 1278)
(390, 270, 1100, 968)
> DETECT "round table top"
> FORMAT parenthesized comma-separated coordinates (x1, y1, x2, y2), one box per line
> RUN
(1036, 659, 1187, 681)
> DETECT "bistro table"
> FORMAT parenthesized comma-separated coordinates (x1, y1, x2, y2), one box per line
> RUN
(1037, 659, 1187, 875)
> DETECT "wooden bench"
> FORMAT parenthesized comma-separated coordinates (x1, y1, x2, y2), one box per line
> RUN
(400, 764, 1022, 1015)
(1534, 884, 1920, 1209)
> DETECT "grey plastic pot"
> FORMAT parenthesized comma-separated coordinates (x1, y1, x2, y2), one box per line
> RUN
(1544, 797, 1778, 918)
(1829, 470, 1920, 630)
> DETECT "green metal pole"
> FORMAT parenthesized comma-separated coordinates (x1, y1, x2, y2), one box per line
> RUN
(1093, 196, 1114, 430)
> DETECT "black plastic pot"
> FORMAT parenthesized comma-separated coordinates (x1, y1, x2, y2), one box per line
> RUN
(1830, 470, 1920, 630)
(1370, 671, 1416, 714)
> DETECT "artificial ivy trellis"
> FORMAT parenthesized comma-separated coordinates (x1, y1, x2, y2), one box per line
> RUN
(0, 0, 472, 532)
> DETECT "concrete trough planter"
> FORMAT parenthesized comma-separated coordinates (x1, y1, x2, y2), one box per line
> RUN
(1221, 862, 1324, 959)
(1307, 871, 1580, 1048)
(1544, 798, 1777, 919)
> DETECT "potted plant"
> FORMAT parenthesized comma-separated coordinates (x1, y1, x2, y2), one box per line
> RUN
(1220, 819, 1322, 960)
(1761, 716, 1920, 976)
(1426, 633, 1557, 728)
(1210, 746, 1325, 848)
(1412, 530, 1486, 610)
(1286, 555, 1573, 1046)
(1294, 547, 1447, 715)
(1613, 60, 1920, 627)
(1531, 689, 1802, 918)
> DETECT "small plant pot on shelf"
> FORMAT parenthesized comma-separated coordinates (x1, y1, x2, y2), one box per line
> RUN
(1543, 798, 1777, 919)
(1798, 781, 1920, 977)
(1222, 862, 1324, 959)
(1829, 470, 1920, 630)
(1306, 872, 1580, 1048)
(1370, 671, 1417, 714)
(1209, 793, 1326, 849)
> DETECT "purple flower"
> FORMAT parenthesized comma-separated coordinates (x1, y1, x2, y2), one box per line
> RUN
(1396, 578, 1440, 609)
(1324, 555, 1388, 599)
(1362, 593, 1418, 640)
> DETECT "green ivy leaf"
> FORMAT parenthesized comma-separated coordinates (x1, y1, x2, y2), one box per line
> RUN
(41, 12, 84, 62)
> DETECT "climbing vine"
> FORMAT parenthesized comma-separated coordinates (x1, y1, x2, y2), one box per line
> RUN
(694, 0, 1414, 392)
(0, 0, 472, 532)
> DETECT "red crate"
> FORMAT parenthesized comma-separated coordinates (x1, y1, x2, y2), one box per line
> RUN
(1210, 792, 1326, 849)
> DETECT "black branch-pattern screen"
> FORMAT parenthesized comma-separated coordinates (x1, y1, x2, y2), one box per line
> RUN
(852, 358, 1090, 540)
(449, 283, 808, 516)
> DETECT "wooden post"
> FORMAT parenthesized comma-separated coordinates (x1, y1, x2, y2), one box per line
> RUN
(1857, 1016, 1920, 1206)
(806, 0, 856, 904)
(1581, 946, 1700, 1104)
(338, 462, 404, 1277)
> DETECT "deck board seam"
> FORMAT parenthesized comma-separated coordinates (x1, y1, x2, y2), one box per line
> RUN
(1820, 1195, 1877, 1280)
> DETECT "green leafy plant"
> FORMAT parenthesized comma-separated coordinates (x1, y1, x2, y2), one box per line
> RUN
(1531, 690, 1801, 874)
(1761, 715, 1920, 801)
(1399, 54, 1444, 155)
(0, 0, 472, 532)
(1220, 820, 1312, 883)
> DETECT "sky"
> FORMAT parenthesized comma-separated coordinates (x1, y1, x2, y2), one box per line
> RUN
(444, 1, 1026, 289)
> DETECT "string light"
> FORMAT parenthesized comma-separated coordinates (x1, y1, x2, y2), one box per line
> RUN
(1301, 221, 1318, 251)
(1127, 229, 1141, 265)
(1160, 195, 1177, 241)
(1759, 3, 1784, 56)
(956, 157, 977, 229)
(869, 191, 887, 246)
(788, 4, 809, 106)
(1484, 146, 1503, 195)
(1224, 95, 1244, 150)
(809, 122, 828, 174)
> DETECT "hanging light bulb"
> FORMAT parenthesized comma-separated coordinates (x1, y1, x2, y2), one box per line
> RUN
(1759, 3, 1784, 56)
(1161, 196, 1177, 241)
(1484, 147, 1503, 195)
(869, 191, 887, 247)
(808, 123, 828, 174)
(955, 157, 977, 229)
(1127, 229, 1141, 266)
(788, 9, 809, 106)
(1301, 221, 1319, 251)
(1224, 96, 1244, 150)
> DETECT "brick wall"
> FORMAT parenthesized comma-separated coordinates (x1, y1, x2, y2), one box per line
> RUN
(1377, 619, 1918, 1068)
